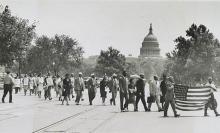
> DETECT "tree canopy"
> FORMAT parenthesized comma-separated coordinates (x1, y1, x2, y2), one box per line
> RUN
(25, 35, 84, 75)
(165, 24, 220, 85)
(95, 47, 126, 76)
(0, 6, 36, 66)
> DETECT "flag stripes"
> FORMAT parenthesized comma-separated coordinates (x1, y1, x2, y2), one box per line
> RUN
(174, 85, 211, 111)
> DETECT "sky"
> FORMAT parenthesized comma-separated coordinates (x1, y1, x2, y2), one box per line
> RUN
(1, 0, 220, 57)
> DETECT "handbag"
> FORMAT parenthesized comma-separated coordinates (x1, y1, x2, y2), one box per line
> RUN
(147, 96, 155, 103)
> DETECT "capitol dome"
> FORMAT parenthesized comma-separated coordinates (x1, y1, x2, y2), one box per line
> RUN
(143, 34, 158, 42)
(140, 23, 161, 57)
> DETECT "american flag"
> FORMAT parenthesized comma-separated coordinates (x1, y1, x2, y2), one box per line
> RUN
(174, 84, 211, 111)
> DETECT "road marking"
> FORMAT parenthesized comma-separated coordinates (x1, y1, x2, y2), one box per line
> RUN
(33, 106, 98, 133)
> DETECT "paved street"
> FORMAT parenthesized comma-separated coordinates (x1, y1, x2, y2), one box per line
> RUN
(0, 89, 220, 133)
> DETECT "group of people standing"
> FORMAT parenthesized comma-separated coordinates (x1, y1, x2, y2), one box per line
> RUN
(1, 70, 219, 117)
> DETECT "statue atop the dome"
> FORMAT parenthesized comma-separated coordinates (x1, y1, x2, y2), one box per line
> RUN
(149, 23, 153, 35)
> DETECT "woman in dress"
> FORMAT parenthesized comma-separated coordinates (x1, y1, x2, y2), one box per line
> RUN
(23, 74, 29, 96)
(55, 75, 62, 101)
(100, 76, 108, 105)
(62, 74, 71, 105)
(29, 74, 34, 96)
(14, 74, 21, 94)
(37, 73, 44, 98)
(128, 78, 136, 111)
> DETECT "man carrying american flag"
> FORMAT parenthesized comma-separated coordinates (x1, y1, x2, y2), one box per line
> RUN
(204, 77, 220, 117)
(174, 77, 220, 117)
(164, 76, 180, 117)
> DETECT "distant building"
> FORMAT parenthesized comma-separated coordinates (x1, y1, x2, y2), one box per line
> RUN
(140, 23, 161, 58)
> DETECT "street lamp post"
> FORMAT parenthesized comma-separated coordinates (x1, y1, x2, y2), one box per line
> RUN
(52, 62, 56, 76)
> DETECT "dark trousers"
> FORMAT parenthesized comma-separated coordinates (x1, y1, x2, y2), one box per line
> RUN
(44, 86, 52, 100)
(15, 87, 20, 94)
(88, 90, 95, 104)
(164, 99, 177, 116)
(120, 92, 129, 111)
(75, 90, 82, 103)
(33, 86, 37, 95)
(2, 84, 13, 102)
(161, 95, 166, 108)
(135, 94, 148, 111)
(110, 91, 117, 105)
(204, 93, 218, 115)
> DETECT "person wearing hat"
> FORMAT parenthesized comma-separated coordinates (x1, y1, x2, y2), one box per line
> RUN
(204, 77, 220, 116)
(87, 73, 98, 105)
(148, 76, 163, 112)
(119, 71, 129, 112)
(2, 71, 14, 103)
(29, 73, 35, 96)
(14, 73, 21, 94)
(23, 74, 29, 96)
(36, 73, 44, 98)
(160, 74, 167, 109)
(100, 75, 108, 105)
(74, 72, 85, 105)
(135, 74, 149, 112)
(128, 78, 136, 111)
(163, 76, 180, 117)
(44, 73, 53, 100)
(109, 73, 119, 105)
(70, 73, 75, 100)
(62, 73, 71, 105)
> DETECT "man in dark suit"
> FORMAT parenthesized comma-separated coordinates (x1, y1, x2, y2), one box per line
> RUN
(87, 73, 97, 105)
(119, 71, 129, 112)
(135, 74, 149, 112)
(160, 74, 167, 109)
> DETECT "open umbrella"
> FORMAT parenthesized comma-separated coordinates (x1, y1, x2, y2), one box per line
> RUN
(130, 74, 140, 79)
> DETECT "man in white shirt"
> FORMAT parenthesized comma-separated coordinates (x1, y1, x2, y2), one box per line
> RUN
(2, 71, 14, 103)
(148, 76, 163, 112)
(45, 73, 53, 100)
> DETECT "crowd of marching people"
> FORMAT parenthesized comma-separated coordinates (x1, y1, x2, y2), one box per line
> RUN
(1, 70, 220, 117)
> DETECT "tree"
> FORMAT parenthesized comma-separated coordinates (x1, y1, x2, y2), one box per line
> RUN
(125, 62, 139, 75)
(95, 47, 126, 76)
(0, 5, 36, 69)
(25, 35, 84, 75)
(165, 24, 220, 85)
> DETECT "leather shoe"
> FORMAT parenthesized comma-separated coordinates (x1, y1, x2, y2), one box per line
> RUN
(216, 114, 220, 117)
(204, 114, 209, 117)
(175, 114, 180, 117)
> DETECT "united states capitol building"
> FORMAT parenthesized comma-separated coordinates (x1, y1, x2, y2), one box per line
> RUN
(139, 23, 161, 58)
